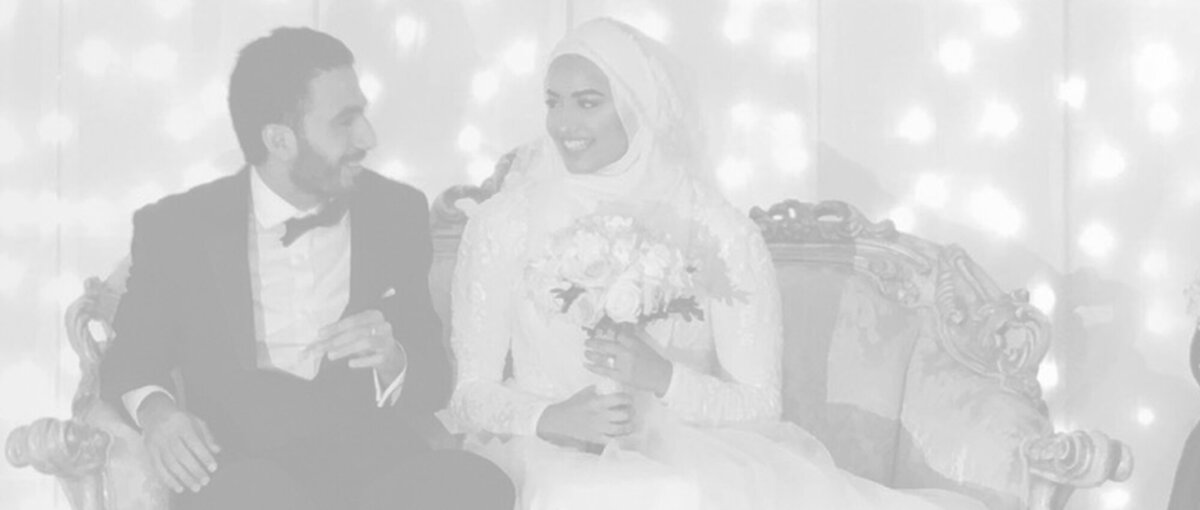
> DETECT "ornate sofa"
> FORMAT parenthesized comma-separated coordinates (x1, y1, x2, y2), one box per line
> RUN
(7, 168, 1132, 509)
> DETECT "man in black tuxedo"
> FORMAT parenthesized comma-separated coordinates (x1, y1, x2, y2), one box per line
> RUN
(99, 27, 513, 510)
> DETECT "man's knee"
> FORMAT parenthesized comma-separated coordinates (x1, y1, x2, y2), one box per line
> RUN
(178, 457, 311, 510)
(361, 450, 514, 510)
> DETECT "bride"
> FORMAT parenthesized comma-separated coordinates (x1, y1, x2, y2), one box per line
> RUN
(447, 17, 985, 510)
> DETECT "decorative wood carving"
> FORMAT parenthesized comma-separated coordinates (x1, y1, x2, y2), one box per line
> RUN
(430, 149, 517, 232)
(751, 198, 1131, 506)
(6, 418, 109, 510)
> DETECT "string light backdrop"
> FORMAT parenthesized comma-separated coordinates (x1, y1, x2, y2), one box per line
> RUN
(0, 1, 1195, 509)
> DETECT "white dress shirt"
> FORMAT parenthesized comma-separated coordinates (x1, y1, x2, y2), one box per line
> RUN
(122, 168, 404, 425)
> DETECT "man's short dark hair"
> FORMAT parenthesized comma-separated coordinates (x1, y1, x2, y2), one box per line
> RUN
(228, 27, 355, 165)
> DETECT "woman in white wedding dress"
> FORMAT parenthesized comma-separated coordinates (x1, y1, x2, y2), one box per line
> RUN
(447, 17, 985, 510)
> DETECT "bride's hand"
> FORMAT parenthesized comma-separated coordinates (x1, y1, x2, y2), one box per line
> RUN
(584, 328, 674, 397)
(536, 386, 635, 446)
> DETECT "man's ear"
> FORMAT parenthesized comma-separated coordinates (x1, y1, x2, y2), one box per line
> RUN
(261, 124, 298, 160)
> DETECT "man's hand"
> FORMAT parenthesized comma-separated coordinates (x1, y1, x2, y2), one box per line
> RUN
(137, 393, 220, 494)
(309, 310, 407, 384)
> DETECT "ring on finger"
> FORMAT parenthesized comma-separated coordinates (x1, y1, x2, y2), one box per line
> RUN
(605, 354, 616, 369)
(369, 326, 378, 337)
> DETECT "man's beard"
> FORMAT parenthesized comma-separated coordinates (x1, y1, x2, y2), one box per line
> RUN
(291, 136, 365, 200)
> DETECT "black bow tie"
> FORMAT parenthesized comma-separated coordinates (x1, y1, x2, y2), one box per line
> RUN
(280, 199, 348, 247)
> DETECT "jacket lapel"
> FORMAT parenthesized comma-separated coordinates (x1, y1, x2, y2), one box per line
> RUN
(345, 184, 388, 318)
(203, 167, 257, 369)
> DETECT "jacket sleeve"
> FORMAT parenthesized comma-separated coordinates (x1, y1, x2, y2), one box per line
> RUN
(100, 205, 180, 425)
(387, 189, 452, 415)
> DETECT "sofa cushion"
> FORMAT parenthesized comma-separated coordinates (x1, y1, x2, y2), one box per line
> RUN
(775, 256, 923, 486)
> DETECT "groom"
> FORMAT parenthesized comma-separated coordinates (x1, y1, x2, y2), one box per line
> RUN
(99, 27, 513, 509)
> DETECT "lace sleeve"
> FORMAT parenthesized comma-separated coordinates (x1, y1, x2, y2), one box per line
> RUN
(660, 210, 783, 426)
(447, 197, 554, 437)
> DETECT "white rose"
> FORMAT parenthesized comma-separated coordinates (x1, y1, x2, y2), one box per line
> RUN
(605, 275, 643, 324)
(611, 236, 636, 266)
(561, 232, 616, 288)
(566, 290, 605, 327)
(640, 243, 673, 282)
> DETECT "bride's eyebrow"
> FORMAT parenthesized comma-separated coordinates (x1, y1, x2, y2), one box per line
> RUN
(571, 89, 604, 98)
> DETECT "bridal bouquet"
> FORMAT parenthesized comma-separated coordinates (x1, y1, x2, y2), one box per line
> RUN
(526, 204, 743, 392)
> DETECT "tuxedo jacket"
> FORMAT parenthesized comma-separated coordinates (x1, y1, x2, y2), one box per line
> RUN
(99, 168, 450, 456)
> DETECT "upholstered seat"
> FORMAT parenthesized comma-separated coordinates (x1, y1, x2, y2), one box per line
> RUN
(7, 168, 1133, 509)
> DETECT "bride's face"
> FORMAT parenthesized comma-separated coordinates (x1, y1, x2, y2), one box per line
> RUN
(545, 54, 630, 175)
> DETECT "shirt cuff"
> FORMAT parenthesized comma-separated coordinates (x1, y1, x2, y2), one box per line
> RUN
(122, 385, 174, 427)
(373, 345, 407, 407)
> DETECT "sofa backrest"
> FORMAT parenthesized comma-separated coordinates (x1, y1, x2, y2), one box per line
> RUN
(773, 245, 924, 485)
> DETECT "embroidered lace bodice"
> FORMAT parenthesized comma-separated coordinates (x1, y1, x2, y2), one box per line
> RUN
(447, 184, 784, 437)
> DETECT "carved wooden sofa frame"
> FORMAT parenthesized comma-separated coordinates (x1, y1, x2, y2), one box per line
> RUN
(8, 158, 1132, 509)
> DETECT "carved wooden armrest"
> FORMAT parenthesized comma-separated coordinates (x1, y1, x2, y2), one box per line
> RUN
(431, 149, 518, 230)
(6, 418, 111, 510)
(1025, 430, 1133, 509)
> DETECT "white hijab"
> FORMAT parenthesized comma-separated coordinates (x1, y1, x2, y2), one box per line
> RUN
(506, 17, 722, 251)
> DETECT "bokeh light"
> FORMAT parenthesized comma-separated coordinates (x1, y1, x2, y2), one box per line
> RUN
(1078, 222, 1117, 259)
(1136, 406, 1156, 427)
(1030, 282, 1058, 315)
(503, 38, 538, 76)
(979, 99, 1020, 139)
(472, 70, 500, 103)
(888, 205, 916, 232)
(394, 14, 429, 54)
(457, 125, 483, 153)
(968, 187, 1023, 238)
(1038, 358, 1060, 392)
(722, 15, 752, 44)
(359, 70, 383, 104)
(938, 38, 974, 75)
(1059, 76, 1087, 109)
(913, 173, 949, 209)
(1089, 144, 1127, 180)
(1134, 42, 1179, 93)
(132, 42, 179, 81)
(769, 112, 808, 173)
(717, 157, 752, 191)
(896, 106, 936, 144)
(467, 157, 495, 184)
(981, 4, 1022, 38)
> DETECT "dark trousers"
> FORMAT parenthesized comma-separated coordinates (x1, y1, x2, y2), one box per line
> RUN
(1170, 419, 1200, 510)
(176, 425, 513, 510)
